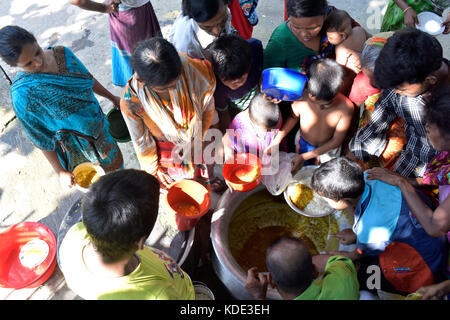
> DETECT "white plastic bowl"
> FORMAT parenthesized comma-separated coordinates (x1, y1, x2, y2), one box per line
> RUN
(416, 11, 445, 36)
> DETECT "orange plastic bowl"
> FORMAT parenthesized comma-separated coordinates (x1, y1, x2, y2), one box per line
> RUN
(163, 180, 211, 231)
(0, 222, 57, 289)
(223, 153, 262, 192)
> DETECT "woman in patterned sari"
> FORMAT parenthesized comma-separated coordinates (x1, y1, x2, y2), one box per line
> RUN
(0, 26, 123, 188)
(120, 38, 216, 189)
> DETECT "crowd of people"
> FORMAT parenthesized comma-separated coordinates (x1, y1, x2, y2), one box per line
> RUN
(0, 0, 449, 301)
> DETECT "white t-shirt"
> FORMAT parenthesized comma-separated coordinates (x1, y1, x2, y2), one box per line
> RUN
(168, 9, 235, 59)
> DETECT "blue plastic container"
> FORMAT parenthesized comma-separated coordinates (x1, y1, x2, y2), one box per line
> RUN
(261, 68, 308, 101)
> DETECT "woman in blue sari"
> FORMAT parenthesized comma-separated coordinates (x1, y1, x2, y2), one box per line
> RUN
(0, 25, 123, 188)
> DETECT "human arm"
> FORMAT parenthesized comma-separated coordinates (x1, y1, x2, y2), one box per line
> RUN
(264, 108, 299, 155)
(222, 130, 235, 163)
(120, 90, 174, 188)
(335, 46, 362, 74)
(443, 11, 450, 34)
(393, 0, 419, 28)
(41, 150, 75, 188)
(69, 0, 119, 14)
(92, 77, 120, 108)
(201, 97, 215, 140)
(330, 228, 357, 245)
(367, 168, 450, 237)
(417, 280, 450, 300)
(325, 249, 363, 262)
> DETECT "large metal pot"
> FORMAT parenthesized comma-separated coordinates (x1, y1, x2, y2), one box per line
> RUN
(211, 181, 354, 300)
(211, 184, 282, 300)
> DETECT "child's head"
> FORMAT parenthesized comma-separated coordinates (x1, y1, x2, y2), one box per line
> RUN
(182, 0, 229, 37)
(131, 37, 182, 92)
(208, 34, 252, 90)
(424, 84, 450, 152)
(248, 93, 281, 130)
(266, 237, 313, 297)
(324, 9, 353, 46)
(374, 28, 443, 96)
(306, 58, 344, 105)
(311, 157, 365, 210)
(82, 169, 160, 263)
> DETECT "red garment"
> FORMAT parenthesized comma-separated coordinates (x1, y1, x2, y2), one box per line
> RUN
(229, 0, 253, 39)
(284, 0, 288, 21)
(379, 242, 434, 293)
(349, 72, 381, 106)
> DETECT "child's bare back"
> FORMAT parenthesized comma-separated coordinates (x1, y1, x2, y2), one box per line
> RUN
(293, 93, 354, 147)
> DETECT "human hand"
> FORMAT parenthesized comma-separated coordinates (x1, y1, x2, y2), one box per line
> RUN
(262, 93, 282, 104)
(103, 0, 120, 14)
(366, 167, 404, 186)
(111, 95, 121, 110)
(403, 7, 419, 28)
(245, 267, 273, 300)
(330, 228, 357, 245)
(59, 170, 75, 189)
(442, 12, 450, 34)
(263, 141, 279, 156)
(416, 280, 450, 300)
(291, 154, 305, 175)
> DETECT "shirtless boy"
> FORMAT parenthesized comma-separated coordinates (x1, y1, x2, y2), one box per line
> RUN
(265, 59, 354, 174)
(324, 9, 371, 74)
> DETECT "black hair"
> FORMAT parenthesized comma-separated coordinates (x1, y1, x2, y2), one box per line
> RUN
(374, 28, 443, 89)
(266, 237, 313, 296)
(82, 169, 160, 263)
(131, 37, 182, 87)
(182, 0, 228, 22)
(307, 58, 343, 101)
(323, 9, 351, 32)
(248, 92, 280, 129)
(0, 25, 37, 66)
(424, 84, 450, 137)
(311, 157, 365, 202)
(208, 34, 252, 81)
(286, 0, 328, 18)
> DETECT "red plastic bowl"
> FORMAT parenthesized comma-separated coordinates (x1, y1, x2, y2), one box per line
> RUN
(0, 222, 57, 289)
(223, 153, 262, 192)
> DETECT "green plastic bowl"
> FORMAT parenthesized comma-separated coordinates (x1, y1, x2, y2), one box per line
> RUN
(107, 108, 131, 143)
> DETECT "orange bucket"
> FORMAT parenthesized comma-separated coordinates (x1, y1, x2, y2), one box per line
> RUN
(223, 153, 262, 192)
(163, 179, 211, 231)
